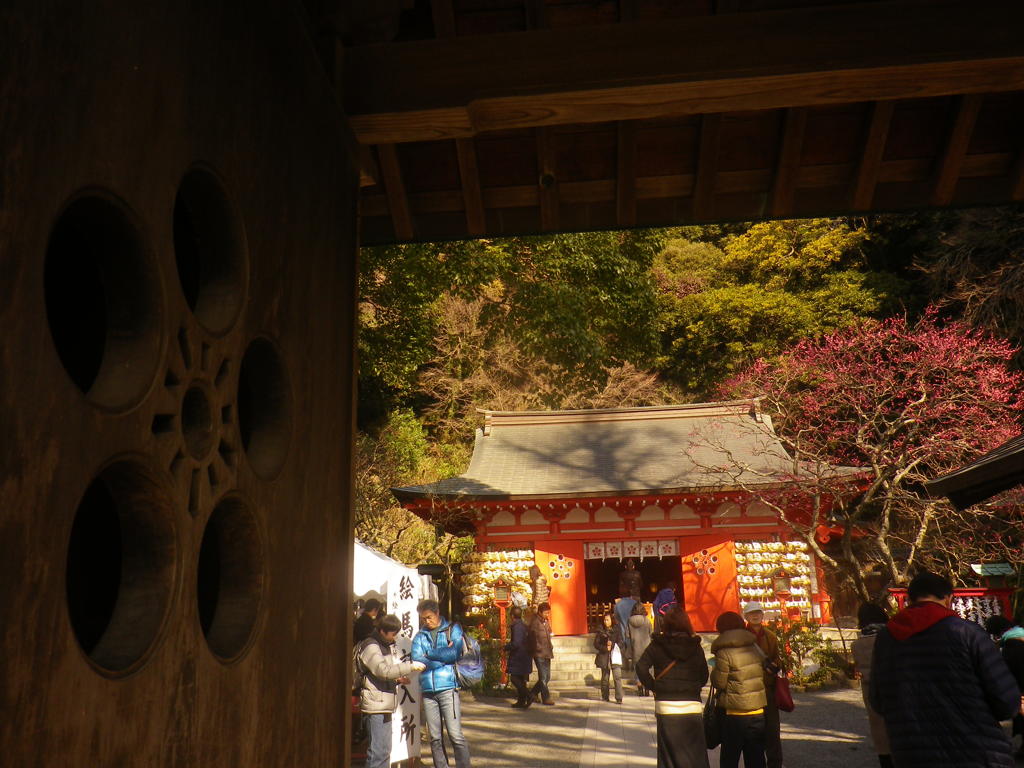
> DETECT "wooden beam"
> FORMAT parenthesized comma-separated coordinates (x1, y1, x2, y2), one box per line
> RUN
(1011, 148, 1024, 201)
(693, 113, 721, 221)
(358, 144, 380, 188)
(616, 121, 637, 228)
(525, 0, 547, 29)
(536, 127, 559, 230)
(930, 94, 983, 206)
(455, 138, 486, 236)
(345, 0, 1024, 144)
(431, 0, 456, 38)
(768, 107, 807, 218)
(850, 101, 895, 210)
(618, 0, 639, 22)
(361, 153, 1016, 218)
(377, 144, 414, 240)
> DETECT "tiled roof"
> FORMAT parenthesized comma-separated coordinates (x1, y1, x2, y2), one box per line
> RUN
(925, 433, 1024, 510)
(393, 400, 861, 502)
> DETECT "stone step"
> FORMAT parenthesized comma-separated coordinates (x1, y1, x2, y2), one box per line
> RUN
(547, 669, 637, 682)
(551, 652, 598, 662)
(548, 673, 636, 682)
(544, 660, 600, 672)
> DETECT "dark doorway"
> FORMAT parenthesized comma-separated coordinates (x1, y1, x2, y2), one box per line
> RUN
(584, 556, 684, 630)
(584, 556, 684, 603)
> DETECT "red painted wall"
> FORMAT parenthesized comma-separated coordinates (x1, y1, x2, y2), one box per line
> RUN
(535, 540, 588, 635)
(681, 536, 741, 632)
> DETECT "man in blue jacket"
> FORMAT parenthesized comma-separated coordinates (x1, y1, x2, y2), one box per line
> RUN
(869, 571, 1022, 768)
(412, 599, 472, 768)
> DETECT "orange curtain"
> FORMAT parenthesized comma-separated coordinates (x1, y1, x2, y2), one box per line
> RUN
(534, 541, 587, 636)
(680, 537, 740, 633)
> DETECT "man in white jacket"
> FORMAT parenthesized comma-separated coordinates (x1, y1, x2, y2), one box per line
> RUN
(357, 614, 426, 768)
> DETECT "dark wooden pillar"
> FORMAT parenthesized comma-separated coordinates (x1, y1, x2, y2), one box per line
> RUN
(0, 2, 358, 765)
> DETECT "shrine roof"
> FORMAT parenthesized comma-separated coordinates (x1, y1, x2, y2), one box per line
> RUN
(393, 399, 862, 503)
(925, 432, 1024, 509)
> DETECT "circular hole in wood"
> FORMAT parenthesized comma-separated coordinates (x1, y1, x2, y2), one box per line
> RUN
(174, 166, 248, 335)
(181, 384, 215, 459)
(197, 495, 264, 662)
(237, 337, 292, 479)
(65, 459, 177, 675)
(44, 194, 163, 411)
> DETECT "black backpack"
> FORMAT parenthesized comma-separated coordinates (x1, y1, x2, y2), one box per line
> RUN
(351, 637, 376, 695)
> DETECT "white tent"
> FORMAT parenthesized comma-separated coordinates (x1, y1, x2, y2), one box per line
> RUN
(352, 541, 429, 764)
(353, 541, 401, 600)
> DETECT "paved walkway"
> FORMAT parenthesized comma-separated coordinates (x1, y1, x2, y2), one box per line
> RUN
(450, 686, 883, 768)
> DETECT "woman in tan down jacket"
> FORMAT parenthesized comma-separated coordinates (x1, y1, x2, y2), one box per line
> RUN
(711, 611, 767, 768)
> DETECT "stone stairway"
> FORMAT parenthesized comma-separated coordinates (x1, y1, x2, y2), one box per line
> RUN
(547, 634, 635, 694)
(546, 633, 717, 695)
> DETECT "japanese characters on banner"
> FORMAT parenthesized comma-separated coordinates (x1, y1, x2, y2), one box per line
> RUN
(387, 565, 421, 764)
(951, 594, 1003, 625)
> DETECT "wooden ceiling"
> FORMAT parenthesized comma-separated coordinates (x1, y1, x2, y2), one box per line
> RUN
(341, 0, 1024, 244)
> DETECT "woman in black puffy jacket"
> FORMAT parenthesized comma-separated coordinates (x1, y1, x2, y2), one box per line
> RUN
(594, 613, 625, 703)
(636, 604, 711, 768)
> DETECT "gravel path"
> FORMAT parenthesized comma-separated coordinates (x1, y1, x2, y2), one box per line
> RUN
(451, 686, 881, 768)
(430, 686, 1022, 767)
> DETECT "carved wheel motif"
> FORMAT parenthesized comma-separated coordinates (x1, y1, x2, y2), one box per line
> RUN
(150, 325, 238, 516)
(692, 549, 719, 577)
(547, 553, 574, 581)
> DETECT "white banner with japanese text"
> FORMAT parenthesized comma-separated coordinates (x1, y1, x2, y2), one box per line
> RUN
(387, 564, 422, 763)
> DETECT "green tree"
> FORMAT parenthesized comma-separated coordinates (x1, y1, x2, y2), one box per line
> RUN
(359, 230, 664, 425)
(654, 219, 909, 393)
(354, 409, 471, 564)
(418, 295, 681, 441)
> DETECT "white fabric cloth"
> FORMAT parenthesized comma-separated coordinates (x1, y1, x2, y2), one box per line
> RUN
(655, 700, 704, 715)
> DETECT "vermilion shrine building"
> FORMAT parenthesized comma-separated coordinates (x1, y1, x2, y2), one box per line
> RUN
(395, 400, 861, 634)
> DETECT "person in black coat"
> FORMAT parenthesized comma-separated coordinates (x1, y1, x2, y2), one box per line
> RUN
(354, 598, 381, 643)
(635, 604, 711, 768)
(986, 615, 1024, 754)
(506, 606, 533, 708)
(594, 613, 625, 703)
(869, 572, 1022, 768)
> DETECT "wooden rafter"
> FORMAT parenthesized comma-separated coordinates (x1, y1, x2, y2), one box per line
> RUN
(930, 94, 983, 206)
(768, 107, 807, 218)
(850, 101, 895, 210)
(1011, 148, 1024, 201)
(360, 152, 1018, 219)
(377, 144, 414, 241)
(616, 121, 637, 228)
(345, 0, 1024, 144)
(525, 0, 547, 29)
(431, 0, 456, 38)
(618, 0, 639, 22)
(455, 138, 486, 236)
(536, 127, 559, 230)
(358, 144, 380, 188)
(693, 114, 721, 221)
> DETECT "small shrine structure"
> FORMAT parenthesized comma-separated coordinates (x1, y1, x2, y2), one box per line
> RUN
(394, 400, 861, 633)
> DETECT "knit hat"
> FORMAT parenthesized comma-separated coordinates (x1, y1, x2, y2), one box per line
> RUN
(742, 601, 765, 615)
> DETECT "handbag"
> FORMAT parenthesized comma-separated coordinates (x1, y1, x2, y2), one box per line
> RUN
(702, 690, 723, 749)
(611, 644, 623, 667)
(774, 674, 795, 712)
